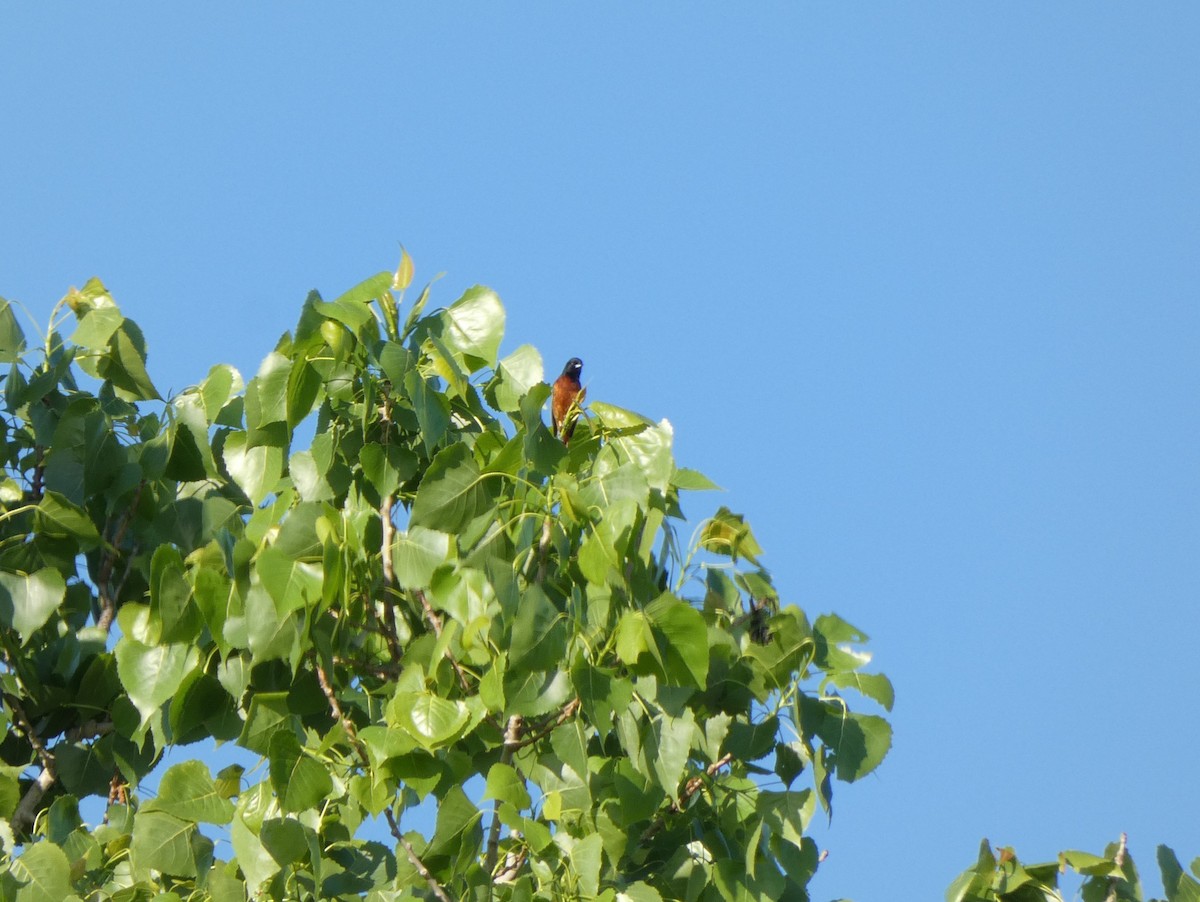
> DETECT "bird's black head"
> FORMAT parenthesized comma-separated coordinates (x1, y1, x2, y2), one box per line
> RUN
(561, 357, 583, 378)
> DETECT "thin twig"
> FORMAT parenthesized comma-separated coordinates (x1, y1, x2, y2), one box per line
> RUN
(376, 386, 404, 661)
(30, 447, 44, 502)
(332, 654, 401, 681)
(484, 715, 524, 878)
(1104, 832, 1129, 902)
(315, 656, 451, 902)
(640, 752, 735, 843)
(66, 719, 114, 742)
(535, 515, 553, 584)
(415, 590, 473, 695)
(96, 480, 145, 633)
(385, 807, 453, 902)
(513, 698, 581, 750)
(314, 658, 368, 761)
(7, 694, 57, 835)
(379, 494, 404, 662)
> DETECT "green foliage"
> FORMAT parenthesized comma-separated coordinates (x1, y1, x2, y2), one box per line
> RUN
(948, 837, 1200, 902)
(0, 265, 894, 899)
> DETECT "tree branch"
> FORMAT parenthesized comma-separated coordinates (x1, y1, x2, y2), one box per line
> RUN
(385, 807, 453, 902)
(484, 714, 524, 878)
(513, 697, 580, 750)
(1104, 832, 1128, 902)
(6, 693, 57, 835)
(30, 447, 44, 502)
(96, 480, 145, 633)
(379, 493, 404, 662)
(535, 515, 552, 584)
(315, 656, 451, 902)
(639, 752, 735, 843)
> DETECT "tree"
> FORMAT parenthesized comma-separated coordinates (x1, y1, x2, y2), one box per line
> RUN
(0, 255, 894, 901)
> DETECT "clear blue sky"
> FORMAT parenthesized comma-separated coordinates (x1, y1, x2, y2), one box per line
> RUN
(3, 5, 1198, 899)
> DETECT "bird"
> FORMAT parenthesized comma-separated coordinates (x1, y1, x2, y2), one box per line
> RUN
(551, 357, 585, 442)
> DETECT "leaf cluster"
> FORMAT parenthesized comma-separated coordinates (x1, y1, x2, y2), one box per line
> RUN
(948, 836, 1200, 902)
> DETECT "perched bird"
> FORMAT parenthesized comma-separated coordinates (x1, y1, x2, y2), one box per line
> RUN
(551, 357, 585, 442)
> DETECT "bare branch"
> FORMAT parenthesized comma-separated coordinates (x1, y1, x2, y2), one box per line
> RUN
(485, 714, 524, 877)
(535, 515, 553, 584)
(385, 807, 453, 902)
(514, 697, 580, 750)
(379, 493, 404, 662)
(315, 655, 451, 902)
(30, 447, 44, 502)
(6, 693, 57, 835)
(96, 480, 145, 633)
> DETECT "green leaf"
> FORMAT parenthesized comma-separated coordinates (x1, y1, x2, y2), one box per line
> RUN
(46, 795, 81, 845)
(427, 784, 483, 866)
(615, 611, 653, 667)
(410, 443, 494, 533)
(223, 431, 283, 505)
(808, 702, 892, 783)
(237, 691, 292, 756)
(231, 808, 280, 894)
(573, 833, 604, 898)
(285, 359, 322, 428)
(441, 285, 505, 369)
(774, 742, 805, 788)
(115, 638, 199, 725)
(1160, 845, 1200, 902)
(35, 491, 101, 550)
(508, 585, 566, 673)
(389, 690, 470, 750)
(317, 271, 391, 328)
(244, 352, 292, 430)
(268, 731, 334, 813)
(646, 594, 709, 688)
(392, 527, 452, 587)
(394, 246, 414, 291)
(150, 545, 201, 643)
(0, 300, 26, 363)
(649, 710, 696, 799)
(102, 320, 160, 401)
(199, 363, 244, 423)
(483, 763, 531, 810)
(0, 568, 66, 645)
(617, 883, 664, 902)
(361, 442, 417, 498)
(813, 613, 873, 672)
(256, 546, 323, 616)
(489, 344, 543, 413)
(70, 305, 122, 352)
(130, 810, 202, 877)
(609, 418, 674, 494)
(671, 467, 722, 491)
(826, 671, 894, 711)
(404, 369, 450, 452)
(142, 761, 234, 825)
(11, 841, 72, 902)
(699, 506, 763, 565)
(260, 817, 309, 866)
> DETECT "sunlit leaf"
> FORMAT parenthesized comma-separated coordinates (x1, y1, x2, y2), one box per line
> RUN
(268, 731, 334, 813)
(0, 568, 66, 646)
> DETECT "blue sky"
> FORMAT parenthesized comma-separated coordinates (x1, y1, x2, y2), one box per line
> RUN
(3, 4, 1198, 899)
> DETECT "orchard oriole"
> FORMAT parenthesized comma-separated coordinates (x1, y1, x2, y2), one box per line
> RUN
(552, 357, 584, 442)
